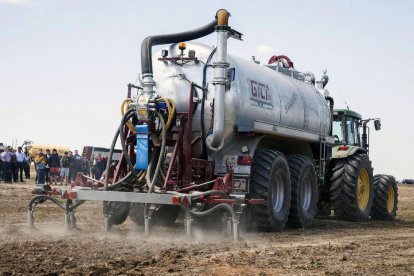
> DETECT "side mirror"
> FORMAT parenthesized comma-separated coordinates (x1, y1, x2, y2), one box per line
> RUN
(374, 119, 381, 131)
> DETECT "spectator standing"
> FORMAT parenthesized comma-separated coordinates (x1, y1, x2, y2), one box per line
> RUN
(71, 150, 82, 182)
(68, 151, 75, 183)
(45, 149, 51, 184)
(1, 147, 12, 183)
(82, 156, 90, 176)
(60, 151, 70, 185)
(35, 149, 43, 183)
(24, 148, 31, 179)
(0, 148, 3, 182)
(34, 152, 47, 184)
(15, 147, 26, 182)
(48, 149, 60, 185)
(90, 155, 97, 179)
(10, 149, 18, 183)
(95, 154, 106, 180)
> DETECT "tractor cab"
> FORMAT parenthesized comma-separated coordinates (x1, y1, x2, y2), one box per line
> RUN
(332, 109, 381, 154)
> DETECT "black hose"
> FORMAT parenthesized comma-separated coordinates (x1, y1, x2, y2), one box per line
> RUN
(148, 112, 167, 193)
(28, 195, 66, 210)
(104, 109, 136, 191)
(201, 48, 216, 158)
(189, 203, 234, 219)
(141, 19, 217, 75)
(119, 110, 139, 181)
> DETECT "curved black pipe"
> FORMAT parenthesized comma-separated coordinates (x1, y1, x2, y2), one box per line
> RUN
(140, 19, 217, 75)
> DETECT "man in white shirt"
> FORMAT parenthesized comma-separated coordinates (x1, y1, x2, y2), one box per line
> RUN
(1, 147, 12, 183)
(16, 147, 27, 182)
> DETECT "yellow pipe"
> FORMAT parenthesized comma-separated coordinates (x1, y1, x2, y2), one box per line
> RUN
(121, 98, 136, 133)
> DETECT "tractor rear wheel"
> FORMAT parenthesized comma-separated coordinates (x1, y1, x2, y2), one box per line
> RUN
(249, 149, 291, 231)
(330, 152, 373, 221)
(371, 174, 398, 220)
(287, 155, 318, 228)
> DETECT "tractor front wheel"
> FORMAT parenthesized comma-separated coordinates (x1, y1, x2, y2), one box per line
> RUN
(330, 152, 374, 221)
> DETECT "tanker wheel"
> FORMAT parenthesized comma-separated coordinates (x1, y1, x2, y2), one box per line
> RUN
(249, 149, 291, 231)
(371, 174, 398, 220)
(103, 185, 132, 226)
(129, 203, 180, 226)
(329, 152, 373, 221)
(287, 155, 318, 228)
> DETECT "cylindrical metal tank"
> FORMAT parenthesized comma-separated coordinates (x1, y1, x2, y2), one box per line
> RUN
(153, 42, 331, 154)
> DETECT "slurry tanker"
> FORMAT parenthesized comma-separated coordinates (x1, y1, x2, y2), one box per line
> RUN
(28, 10, 398, 240)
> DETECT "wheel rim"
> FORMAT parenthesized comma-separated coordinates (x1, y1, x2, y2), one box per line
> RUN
(301, 175, 312, 211)
(357, 168, 370, 211)
(271, 169, 285, 213)
(387, 186, 395, 213)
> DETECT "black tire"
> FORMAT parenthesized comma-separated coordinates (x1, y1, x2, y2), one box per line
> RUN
(287, 155, 318, 228)
(106, 201, 130, 225)
(249, 149, 291, 231)
(371, 174, 398, 220)
(103, 186, 132, 226)
(129, 203, 180, 226)
(329, 152, 374, 221)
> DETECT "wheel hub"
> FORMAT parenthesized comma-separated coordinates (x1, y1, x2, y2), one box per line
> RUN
(387, 186, 395, 213)
(357, 168, 370, 211)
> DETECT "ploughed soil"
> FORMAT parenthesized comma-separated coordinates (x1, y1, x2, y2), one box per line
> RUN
(0, 178, 413, 275)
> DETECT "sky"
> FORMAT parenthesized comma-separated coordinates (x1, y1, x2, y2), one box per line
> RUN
(0, 0, 413, 179)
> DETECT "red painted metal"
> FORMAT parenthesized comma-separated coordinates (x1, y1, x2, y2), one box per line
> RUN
(246, 198, 265, 205)
(268, 55, 294, 69)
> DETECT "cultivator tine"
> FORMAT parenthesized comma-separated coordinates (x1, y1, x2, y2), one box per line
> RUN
(28, 209, 34, 229)
(233, 218, 239, 242)
(104, 215, 111, 232)
(144, 204, 151, 236)
(184, 206, 192, 238)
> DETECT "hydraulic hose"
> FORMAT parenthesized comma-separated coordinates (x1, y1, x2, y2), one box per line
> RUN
(189, 203, 234, 219)
(119, 109, 139, 181)
(104, 109, 136, 191)
(147, 112, 167, 193)
(140, 19, 218, 75)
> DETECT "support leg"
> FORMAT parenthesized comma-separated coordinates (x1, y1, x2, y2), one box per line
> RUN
(226, 218, 232, 238)
(64, 211, 72, 232)
(28, 209, 34, 229)
(144, 204, 151, 236)
(185, 207, 192, 238)
(232, 218, 239, 242)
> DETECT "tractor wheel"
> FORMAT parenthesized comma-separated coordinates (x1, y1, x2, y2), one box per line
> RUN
(371, 174, 398, 220)
(330, 152, 374, 221)
(106, 201, 131, 225)
(104, 185, 132, 226)
(250, 149, 291, 231)
(129, 203, 180, 226)
(287, 155, 318, 228)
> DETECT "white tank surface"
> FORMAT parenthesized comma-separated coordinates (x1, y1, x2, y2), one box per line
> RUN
(153, 42, 331, 151)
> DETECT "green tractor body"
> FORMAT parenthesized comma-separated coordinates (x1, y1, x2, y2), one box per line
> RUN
(321, 109, 398, 221)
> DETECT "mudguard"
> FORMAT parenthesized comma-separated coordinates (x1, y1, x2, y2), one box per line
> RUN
(332, 145, 367, 159)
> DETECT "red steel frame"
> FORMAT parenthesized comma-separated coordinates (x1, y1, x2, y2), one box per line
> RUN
(72, 83, 265, 206)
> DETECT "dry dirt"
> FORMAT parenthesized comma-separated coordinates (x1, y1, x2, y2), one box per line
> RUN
(0, 179, 413, 275)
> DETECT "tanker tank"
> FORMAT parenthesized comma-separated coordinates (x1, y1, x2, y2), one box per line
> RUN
(153, 42, 332, 156)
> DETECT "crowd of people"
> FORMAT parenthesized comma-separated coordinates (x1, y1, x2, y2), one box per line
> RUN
(0, 146, 30, 183)
(0, 147, 107, 185)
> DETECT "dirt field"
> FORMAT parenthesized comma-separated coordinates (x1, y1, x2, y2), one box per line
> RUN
(0, 179, 413, 275)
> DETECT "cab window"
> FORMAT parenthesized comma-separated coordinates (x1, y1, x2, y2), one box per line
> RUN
(332, 117, 344, 144)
